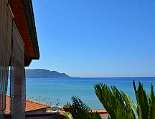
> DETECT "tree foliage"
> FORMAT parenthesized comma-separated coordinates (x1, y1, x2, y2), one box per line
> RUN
(64, 96, 102, 119)
(95, 82, 155, 119)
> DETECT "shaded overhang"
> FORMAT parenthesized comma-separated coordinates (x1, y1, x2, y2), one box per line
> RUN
(10, 0, 40, 66)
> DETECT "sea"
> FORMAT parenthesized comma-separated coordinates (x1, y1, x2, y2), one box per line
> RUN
(7, 77, 155, 109)
(21, 77, 154, 109)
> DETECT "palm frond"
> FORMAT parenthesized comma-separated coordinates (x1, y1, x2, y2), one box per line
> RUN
(133, 82, 150, 119)
(95, 84, 136, 119)
(66, 96, 102, 119)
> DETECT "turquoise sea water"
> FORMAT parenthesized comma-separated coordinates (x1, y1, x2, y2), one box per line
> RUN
(25, 77, 155, 109)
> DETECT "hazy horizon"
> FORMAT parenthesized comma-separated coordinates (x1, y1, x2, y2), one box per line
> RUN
(26, 68, 155, 78)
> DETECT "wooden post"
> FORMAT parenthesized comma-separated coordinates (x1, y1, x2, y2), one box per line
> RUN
(10, 67, 26, 119)
(10, 22, 25, 119)
(0, 0, 11, 118)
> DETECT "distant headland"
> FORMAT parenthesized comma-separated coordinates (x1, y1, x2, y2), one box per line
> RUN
(25, 69, 70, 78)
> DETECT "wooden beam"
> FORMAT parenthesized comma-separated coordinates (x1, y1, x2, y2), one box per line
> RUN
(10, 22, 26, 119)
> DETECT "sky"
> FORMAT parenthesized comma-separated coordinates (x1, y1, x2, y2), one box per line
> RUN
(30, 0, 155, 77)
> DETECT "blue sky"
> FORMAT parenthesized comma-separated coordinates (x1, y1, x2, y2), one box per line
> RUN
(30, 0, 155, 77)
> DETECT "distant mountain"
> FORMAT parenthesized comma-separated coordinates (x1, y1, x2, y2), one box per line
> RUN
(25, 69, 70, 78)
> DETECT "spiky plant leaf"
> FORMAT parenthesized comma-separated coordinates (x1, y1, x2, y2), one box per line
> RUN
(95, 84, 136, 119)
(95, 84, 116, 118)
(133, 81, 150, 119)
(149, 84, 155, 119)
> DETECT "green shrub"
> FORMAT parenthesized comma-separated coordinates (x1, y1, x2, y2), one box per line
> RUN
(64, 96, 101, 119)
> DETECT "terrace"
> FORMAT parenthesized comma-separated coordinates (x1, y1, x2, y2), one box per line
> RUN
(0, 0, 109, 119)
(0, 0, 61, 118)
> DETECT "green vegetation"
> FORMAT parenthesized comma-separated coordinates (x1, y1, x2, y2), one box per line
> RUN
(95, 83, 136, 119)
(63, 96, 101, 119)
(95, 81, 155, 119)
(63, 112, 73, 119)
(95, 83, 135, 119)
(63, 81, 155, 119)
(133, 81, 155, 119)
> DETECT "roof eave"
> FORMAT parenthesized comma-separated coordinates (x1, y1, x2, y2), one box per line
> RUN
(10, 0, 40, 66)
(23, 0, 40, 60)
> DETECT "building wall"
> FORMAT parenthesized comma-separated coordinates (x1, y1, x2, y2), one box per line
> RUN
(0, 0, 12, 117)
(0, 0, 26, 119)
(10, 20, 25, 119)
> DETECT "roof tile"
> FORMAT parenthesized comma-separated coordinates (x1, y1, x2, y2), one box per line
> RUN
(5, 96, 49, 114)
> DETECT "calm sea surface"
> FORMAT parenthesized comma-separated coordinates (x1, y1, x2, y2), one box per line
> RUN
(23, 77, 155, 109)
